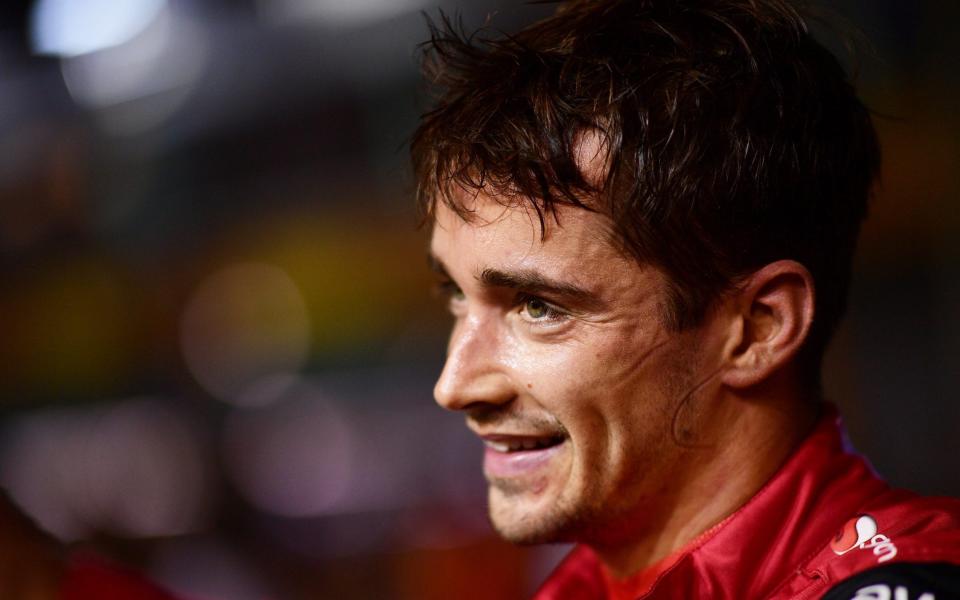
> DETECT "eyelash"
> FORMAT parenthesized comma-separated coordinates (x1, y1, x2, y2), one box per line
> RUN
(516, 293, 568, 325)
(434, 280, 570, 327)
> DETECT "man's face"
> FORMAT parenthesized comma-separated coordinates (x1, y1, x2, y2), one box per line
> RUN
(429, 197, 715, 545)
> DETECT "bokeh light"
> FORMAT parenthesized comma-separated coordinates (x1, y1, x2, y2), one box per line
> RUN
(222, 380, 354, 518)
(258, 0, 428, 26)
(31, 0, 167, 57)
(180, 262, 311, 405)
(56, 2, 208, 135)
(0, 398, 212, 541)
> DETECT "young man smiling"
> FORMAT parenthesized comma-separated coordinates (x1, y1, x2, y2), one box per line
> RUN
(413, 0, 960, 598)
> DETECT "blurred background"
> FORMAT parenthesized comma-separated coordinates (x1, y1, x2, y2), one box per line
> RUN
(0, 0, 956, 598)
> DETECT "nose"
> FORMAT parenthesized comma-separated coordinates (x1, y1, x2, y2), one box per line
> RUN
(434, 312, 514, 412)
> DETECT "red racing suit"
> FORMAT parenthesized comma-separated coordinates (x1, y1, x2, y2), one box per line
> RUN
(533, 407, 960, 599)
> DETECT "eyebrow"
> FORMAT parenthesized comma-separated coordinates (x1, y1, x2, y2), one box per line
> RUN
(428, 253, 603, 310)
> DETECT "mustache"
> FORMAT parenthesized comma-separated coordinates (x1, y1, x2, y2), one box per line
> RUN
(466, 406, 569, 437)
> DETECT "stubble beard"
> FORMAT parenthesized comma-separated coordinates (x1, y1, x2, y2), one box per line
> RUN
(486, 477, 602, 546)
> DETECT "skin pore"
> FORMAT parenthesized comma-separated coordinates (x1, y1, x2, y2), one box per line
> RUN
(429, 195, 820, 578)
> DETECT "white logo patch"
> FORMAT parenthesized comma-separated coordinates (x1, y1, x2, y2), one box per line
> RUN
(831, 514, 899, 564)
(851, 583, 935, 600)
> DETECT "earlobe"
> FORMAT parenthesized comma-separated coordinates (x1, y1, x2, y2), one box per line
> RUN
(721, 261, 815, 389)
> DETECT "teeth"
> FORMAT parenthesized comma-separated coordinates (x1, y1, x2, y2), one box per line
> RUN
(485, 441, 511, 453)
(485, 437, 561, 452)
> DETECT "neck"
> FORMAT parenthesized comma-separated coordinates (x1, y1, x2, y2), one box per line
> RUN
(590, 384, 820, 579)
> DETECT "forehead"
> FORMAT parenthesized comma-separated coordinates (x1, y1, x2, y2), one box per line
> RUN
(429, 196, 643, 286)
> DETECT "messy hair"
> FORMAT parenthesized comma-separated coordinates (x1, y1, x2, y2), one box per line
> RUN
(411, 0, 880, 386)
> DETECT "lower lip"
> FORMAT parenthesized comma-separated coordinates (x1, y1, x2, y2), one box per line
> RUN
(483, 441, 566, 479)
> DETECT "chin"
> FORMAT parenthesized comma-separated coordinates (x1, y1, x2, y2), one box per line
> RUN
(487, 486, 582, 545)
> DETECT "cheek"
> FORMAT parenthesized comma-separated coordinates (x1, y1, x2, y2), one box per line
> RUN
(504, 322, 679, 430)
(551, 331, 683, 447)
(507, 339, 605, 402)
(516, 340, 653, 440)
(545, 324, 671, 399)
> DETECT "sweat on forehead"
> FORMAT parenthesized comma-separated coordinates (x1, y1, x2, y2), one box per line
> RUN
(430, 186, 621, 260)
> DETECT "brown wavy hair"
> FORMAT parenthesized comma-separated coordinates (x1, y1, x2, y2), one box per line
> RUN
(411, 0, 880, 387)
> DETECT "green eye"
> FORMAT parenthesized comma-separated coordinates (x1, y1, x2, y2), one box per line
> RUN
(525, 298, 550, 319)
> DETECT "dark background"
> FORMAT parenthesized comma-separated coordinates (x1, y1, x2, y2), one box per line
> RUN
(0, 0, 957, 598)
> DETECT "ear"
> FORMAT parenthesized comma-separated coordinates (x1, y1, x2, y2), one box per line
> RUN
(720, 260, 815, 389)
